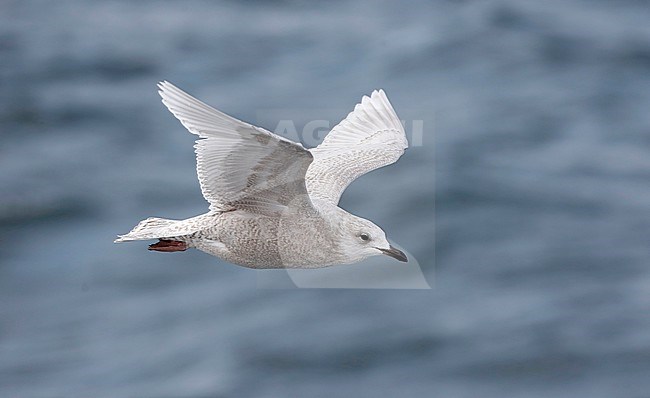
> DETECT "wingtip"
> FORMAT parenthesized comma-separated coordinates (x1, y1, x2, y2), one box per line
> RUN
(359, 89, 385, 104)
(157, 81, 167, 99)
(158, 80, 180, 96)
(371, 88, 387, 98)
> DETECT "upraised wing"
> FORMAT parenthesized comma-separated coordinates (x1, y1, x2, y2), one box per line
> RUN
(305, 89, 408, 204)
(158, 81, 313, 215)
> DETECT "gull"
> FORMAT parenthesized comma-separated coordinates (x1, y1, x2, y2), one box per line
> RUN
(115, 82, 409, 268)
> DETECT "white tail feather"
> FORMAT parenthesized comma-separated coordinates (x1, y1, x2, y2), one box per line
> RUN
(114, 217, 180, 243)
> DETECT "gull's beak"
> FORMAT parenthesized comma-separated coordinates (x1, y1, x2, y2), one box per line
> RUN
(378, 245, 408, 262)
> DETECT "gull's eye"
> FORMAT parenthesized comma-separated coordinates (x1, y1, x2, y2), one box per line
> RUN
(359, 233, 370, 242)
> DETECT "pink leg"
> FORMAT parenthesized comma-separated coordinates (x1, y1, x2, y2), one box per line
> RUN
(148, 239, 188, 252)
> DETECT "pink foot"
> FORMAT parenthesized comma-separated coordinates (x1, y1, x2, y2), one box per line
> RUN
(148, 239, 188, 252)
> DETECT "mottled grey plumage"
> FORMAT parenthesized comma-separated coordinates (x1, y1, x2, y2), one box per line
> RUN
(115, 82, 408, 268)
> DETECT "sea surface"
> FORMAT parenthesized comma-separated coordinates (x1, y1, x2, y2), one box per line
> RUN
(2, 1, 650, 397)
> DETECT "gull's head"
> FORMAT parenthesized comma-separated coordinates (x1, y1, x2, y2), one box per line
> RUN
(338, 215, 407, 264)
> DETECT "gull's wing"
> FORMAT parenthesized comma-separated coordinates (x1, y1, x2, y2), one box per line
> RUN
(305, 89, 408, 204)
(158, 81, 313, 215)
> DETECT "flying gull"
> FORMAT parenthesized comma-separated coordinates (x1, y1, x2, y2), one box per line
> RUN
(115, 82, 409, 268)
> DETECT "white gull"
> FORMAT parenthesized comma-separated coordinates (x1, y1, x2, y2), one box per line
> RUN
(115, 82, 409, 269)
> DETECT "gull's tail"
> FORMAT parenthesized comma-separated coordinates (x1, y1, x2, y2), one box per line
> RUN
(114, 217, 186, 243)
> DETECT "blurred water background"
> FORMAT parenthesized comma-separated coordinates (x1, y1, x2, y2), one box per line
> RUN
(2, 0, 650, 396)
